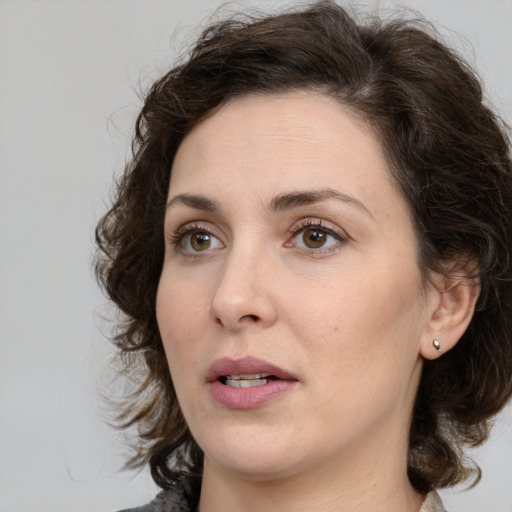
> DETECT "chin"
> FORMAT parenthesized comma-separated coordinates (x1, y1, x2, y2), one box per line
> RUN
(199, 425, 307, 481)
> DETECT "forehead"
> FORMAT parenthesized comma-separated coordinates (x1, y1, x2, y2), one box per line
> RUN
(171, 91, 392, 194)
(182, 92, 376, 152)
(170, 92, 407, 223)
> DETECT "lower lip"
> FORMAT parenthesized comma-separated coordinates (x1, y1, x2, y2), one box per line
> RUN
(209, 379, 297, 409)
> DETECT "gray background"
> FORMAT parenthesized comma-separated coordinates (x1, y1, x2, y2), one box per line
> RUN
(1, 1, 511, 510)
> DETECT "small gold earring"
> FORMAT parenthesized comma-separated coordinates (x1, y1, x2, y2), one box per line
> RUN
(433, 339, 442, 353)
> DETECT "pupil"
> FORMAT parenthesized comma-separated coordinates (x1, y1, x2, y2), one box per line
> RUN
(191, 232, 210, 251)
(303, 229, 326, 248)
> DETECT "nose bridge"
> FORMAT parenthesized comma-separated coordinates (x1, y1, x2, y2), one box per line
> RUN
(210, 235, 277, 329)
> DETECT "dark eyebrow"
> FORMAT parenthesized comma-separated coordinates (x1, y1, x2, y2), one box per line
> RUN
(166, 193, 219, 212)
(268, 189, 372, 217)
(166, 189, 371, 217)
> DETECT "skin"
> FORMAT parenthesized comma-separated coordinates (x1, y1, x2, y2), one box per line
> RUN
(156, 91, 475, 512)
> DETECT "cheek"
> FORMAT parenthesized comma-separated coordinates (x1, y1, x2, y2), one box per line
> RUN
(294, 266, 425, 381)
(156, 277, 204, 373)
(156, 287, 204, 424)
(156, 263, 209, 330)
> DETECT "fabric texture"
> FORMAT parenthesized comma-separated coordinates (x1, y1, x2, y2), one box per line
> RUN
(420, 490, 448, 512)
(118, 476, 200, 512)
(119, 477, 447, 512)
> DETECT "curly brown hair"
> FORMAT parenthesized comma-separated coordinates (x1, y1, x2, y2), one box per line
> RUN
(95, 0, 512, 494)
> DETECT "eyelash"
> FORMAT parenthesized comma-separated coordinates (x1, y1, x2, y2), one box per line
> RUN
(168, 219, 348, 255)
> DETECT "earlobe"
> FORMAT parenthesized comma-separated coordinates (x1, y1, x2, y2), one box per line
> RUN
(420, 274, 480, 360)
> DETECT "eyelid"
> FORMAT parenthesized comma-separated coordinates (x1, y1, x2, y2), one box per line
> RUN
(288, 218, 348, 239)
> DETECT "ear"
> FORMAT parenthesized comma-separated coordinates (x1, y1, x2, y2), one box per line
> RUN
(420, 272, 480, 360)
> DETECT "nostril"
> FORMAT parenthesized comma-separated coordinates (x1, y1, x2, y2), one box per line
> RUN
(213, 313, 259, 328)
(240, 314, 259, 322)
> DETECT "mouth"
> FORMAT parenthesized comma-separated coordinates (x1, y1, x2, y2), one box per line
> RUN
(207, 357, 298, 409)
(206, 356, 297, 384)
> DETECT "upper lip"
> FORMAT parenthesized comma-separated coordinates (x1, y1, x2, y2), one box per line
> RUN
(206, 356, 297, 383)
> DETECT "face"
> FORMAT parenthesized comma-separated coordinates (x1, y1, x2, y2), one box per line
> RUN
(156, 92, 436, 482)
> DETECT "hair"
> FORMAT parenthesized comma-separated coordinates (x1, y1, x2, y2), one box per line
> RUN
(95, 0, 512, 494)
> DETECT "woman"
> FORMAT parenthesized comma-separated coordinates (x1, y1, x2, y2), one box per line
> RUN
(95, 2, 512, 511)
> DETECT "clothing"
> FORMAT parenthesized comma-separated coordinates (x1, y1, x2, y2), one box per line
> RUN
(421, 491, 447, 512)
(119, 476, 447, 512)
(118, 477, 200, 512)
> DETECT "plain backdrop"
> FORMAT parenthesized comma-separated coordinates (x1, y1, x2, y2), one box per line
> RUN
(1, 1, 511, 511)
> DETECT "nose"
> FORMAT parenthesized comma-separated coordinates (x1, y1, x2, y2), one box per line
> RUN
(209, 245, 278, 331)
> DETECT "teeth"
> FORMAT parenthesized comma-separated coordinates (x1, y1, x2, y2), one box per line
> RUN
(225, 378, 268, 388)
(225, 373, 269, 380)
(223, 373, 272, 388)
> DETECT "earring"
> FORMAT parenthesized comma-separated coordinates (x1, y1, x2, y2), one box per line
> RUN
(433, 339, 442, 353)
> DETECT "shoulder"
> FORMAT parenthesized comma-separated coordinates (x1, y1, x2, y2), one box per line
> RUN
(117, 476, 200, 512)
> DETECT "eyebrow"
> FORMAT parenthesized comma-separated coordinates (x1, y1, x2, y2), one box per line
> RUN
(166, 193, 219, 212)
(268, 189, 372, 217)
(166, 188, 372, 217)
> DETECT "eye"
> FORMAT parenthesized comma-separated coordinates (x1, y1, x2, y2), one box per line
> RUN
(298, 228, 332, 249)
(171, 226, 224, 253)
(286, 221, 346, 252)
